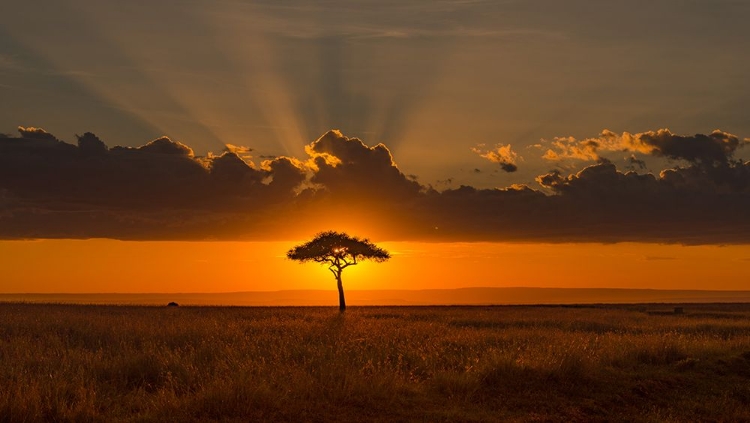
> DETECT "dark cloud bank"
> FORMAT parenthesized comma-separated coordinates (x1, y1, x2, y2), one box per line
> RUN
(1, 126, 749, 244)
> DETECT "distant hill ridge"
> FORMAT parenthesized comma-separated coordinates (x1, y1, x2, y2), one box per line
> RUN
(2, 287, 750, 306)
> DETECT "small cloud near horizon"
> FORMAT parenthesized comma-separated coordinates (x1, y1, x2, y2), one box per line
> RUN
(472, 143, 519, 173)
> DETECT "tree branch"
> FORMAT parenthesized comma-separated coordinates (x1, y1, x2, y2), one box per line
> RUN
(340, 254, 359, 268)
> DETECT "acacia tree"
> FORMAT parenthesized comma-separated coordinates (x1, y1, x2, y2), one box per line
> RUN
(286, 231, 390, 311)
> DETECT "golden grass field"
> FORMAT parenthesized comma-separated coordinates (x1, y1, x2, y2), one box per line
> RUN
(2, 303, 750, 422)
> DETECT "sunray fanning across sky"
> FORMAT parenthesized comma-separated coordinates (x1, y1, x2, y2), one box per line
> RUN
(3, 0, 750, 188)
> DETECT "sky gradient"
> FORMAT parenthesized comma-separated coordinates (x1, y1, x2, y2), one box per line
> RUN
(2, 1, 750, 293)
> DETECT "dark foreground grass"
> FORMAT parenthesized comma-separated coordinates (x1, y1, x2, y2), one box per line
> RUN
(1, 303, 750, 422)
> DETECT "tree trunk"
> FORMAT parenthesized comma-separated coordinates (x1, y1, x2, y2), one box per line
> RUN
(336, 272, 346, 312)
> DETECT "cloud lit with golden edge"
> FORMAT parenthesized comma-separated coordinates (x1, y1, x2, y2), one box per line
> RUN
(472, 144, 520, 173)
(1, 126, 750, 244)
(543, 129, 747, 165)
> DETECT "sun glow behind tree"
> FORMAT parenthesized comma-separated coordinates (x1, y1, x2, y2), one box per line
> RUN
(287, 231, 390, 311)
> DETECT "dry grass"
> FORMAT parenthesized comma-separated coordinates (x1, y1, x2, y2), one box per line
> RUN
(1, 303, 750, 422)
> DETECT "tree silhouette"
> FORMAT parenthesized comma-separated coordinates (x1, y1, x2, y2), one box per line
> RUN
(287, 231, 390, 311)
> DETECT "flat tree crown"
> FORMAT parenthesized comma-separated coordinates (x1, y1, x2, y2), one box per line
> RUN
(286, 231, 390, 264)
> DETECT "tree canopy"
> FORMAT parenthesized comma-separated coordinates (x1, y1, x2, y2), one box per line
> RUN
(286, 231, 390, 311)
(286, 231, 390, 264)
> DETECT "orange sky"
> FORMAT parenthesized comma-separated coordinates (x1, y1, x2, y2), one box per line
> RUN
(3, 239, 749, 293)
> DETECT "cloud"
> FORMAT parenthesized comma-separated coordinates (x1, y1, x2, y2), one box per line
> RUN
(542, 134, 607, 161)
(18, 126, 60, 142)
(472, 144, 519, 172)
(224, 144, 252, 155)
(261, 156, 308, 195)
(76, 132, 108, 156)
(529, 160, 750, 242)
(223, 144, 253, 162)
(0, 128, 304, 213)
(1, 127, 750, 244)
(626, 154, 647, 171)
(542, 129, 748, 166)
(306, 130, 422, 200)
(632, 129, 743, 165)
(134, 136, 195, 156)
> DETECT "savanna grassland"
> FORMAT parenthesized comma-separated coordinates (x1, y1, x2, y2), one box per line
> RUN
(2, 303, 750, 422)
